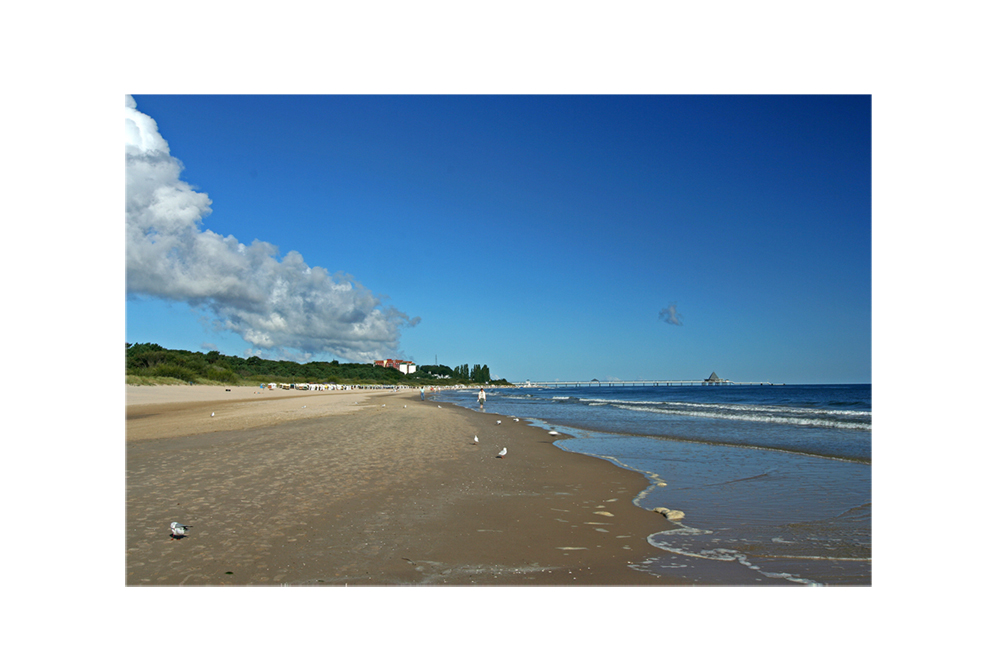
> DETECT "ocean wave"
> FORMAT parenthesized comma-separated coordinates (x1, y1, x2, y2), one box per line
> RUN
(587, 398, 870, 418)
(608, 403, 872, 431)
(645, 535, 822, 586)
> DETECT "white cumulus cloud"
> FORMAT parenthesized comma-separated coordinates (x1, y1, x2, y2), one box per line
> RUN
(126, 95, 418, 361)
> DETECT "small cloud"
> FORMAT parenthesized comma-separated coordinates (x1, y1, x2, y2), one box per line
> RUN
(658, 303, 683, 326)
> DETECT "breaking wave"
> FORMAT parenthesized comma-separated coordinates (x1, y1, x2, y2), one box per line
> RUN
(586, 399, 871, 431)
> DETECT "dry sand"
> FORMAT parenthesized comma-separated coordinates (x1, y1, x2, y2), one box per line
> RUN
(127, 384, 389, 441)
(126, 385, 681, 585)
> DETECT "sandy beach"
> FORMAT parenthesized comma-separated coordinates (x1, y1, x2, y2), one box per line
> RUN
(126, 384, 387, 441)
(126, 385, 680, 585)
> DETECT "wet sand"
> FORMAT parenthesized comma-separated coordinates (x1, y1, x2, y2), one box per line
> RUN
(126, 386, 681, 585)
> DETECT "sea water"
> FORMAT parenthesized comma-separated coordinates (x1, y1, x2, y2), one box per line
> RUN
(435, 384, 871, 586)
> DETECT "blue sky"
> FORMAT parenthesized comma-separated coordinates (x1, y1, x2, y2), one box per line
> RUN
(127, 95, 871, 384)
(14, 3, 997, 648)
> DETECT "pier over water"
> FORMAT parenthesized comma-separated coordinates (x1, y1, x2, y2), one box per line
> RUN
(518, 379, 783, 388)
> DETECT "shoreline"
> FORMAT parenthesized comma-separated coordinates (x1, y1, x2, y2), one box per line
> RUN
(440, 386, 872, 586)
(127, 385, 680, 585)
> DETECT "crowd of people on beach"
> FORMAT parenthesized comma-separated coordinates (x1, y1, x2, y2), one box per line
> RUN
(263, 382, 496, 399)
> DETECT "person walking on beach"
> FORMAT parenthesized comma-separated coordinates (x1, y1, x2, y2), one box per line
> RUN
(420, 387, 425, 401)
(478, 388, 486, 409)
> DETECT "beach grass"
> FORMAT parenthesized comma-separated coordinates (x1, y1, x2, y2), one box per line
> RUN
(126, 374, 262, 387)
(126, 374, 191, 386)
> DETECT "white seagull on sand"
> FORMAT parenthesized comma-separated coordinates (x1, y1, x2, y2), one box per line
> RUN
(211, 412, 215, 417)
(474, 435, 479, 444)
(496, 420, 502, 425)
(170, 522, 191, 538)
(497, 447, 507, 458)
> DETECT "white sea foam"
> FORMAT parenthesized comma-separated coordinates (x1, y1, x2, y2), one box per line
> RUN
(587, 397, 870, 421)
(646, 533, 822, 585)
(610, 402, 871, 431)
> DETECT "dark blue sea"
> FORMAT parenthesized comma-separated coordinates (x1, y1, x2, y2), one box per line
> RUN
(435, 384, 871, 586)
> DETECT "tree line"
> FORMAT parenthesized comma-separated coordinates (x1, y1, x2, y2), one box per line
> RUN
(450, 363, 491, 383)
(126, 342, 509, 386)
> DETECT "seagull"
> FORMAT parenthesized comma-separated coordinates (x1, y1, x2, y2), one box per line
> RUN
(548, 430, 559, 436)
(170, 522, 191, 539)
(496, 420, 502, 425)
(496, 447, 507, 458)
(211, 412, 215, 417)
(474, 435, 479, 444)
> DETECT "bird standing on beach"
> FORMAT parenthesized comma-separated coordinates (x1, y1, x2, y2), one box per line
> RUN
(496, 420, 502, 425)
(497, 447, 507, 458)
(474, 435, 479, 444)
(170, 522, 191, 539)
(211, 412, 215, 417)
